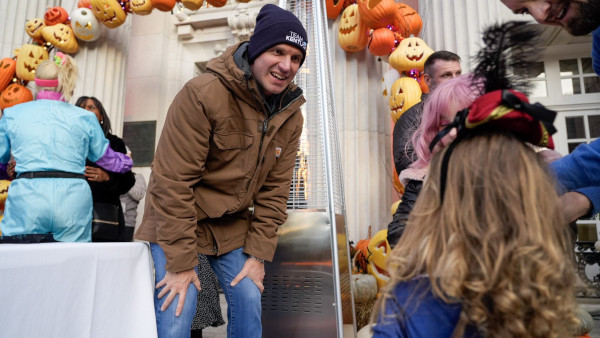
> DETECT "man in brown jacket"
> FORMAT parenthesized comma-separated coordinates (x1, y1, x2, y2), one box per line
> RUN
(134, 4, 307, 338)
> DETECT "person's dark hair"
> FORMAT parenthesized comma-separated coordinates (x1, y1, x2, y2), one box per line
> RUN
(423, 51, 461, 76)
(75, 96, 112, 136)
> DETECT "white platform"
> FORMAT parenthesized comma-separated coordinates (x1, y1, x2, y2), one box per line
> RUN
(0, 242, 157, 338)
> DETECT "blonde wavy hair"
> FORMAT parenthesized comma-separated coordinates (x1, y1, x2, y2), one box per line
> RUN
(35, 54, 78, 101)
(375, 131, 579, 337)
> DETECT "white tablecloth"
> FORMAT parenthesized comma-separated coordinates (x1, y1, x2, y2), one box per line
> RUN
(0, 242, 157, 338)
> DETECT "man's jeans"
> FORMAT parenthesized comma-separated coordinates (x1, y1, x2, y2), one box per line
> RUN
(150, 243, 198, 338)
(207, 247, 262, 338)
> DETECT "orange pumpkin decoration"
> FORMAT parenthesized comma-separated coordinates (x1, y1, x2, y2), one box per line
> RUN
(181, 0, 204, 10)
(338, 4, 370, 52)
(356, 0, 397, 29)
(44, 7, 70, 26)
(207, 0, 227, 7)
(153, 0, 176, 11)
(368, 28, 396, 56)
(394, 3, 422, 38)
(326, 0, 344, 20)
(236, 0, 251, 3)
(78, 0, 92, 8)
(0, 59, 16, 93)
(0, 84, 33, 110)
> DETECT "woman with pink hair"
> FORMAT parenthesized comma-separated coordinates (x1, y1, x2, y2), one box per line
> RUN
(387, 74, 479, 247)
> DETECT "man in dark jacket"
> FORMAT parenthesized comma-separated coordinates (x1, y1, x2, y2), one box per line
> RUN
(388, 51, 461, 248)
(135, 5, 307, 337)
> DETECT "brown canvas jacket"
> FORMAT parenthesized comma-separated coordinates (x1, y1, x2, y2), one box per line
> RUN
(135, 42, 305, 272)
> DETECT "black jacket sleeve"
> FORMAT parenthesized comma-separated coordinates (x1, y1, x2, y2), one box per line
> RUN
(387, 179, 423, 248)
(392, 101, 423, 174)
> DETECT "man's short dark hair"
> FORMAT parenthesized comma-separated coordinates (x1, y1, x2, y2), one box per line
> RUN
(424, 51, 461, 75)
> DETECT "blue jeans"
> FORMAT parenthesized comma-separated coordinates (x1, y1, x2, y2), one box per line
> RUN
(207, 247, 262, 338)
(150, 243, 198, 338)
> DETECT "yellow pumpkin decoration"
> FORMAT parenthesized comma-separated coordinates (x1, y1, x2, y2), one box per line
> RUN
(356, 0, 397, 29)
(338, 4, 369, 52)
(389, 77, 422, 123)
(389, 36, 433, 73)
(15, 44, 49, 82)
(0, 84, 33, 110)
(90, 0, 127, 28)
(181, 0, 204, 10)
(130, 0, 154, 15)
(367, 229, 390, 289)
(25, 18, 46, 42)
(41, 24, 80, 54)
(0, 180, 11, 231)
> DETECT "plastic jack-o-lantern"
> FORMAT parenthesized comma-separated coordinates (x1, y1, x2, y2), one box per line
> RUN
(44, 7, 70, 26)
(382, 67, 400, 98)
(367, 229, 390, 289)
(368, 28, 396, 56)
(130, 0, 154, 14)
(0, 58, 17, 92)
(181, 0, 204, 10)
(90, 0, 127, 28)
(15, 44, 49, 82)
(0, 84, 33, 110)
(71, 8, 103, 41)
(25, 18, 47, 42)
(326, 0, 344, 20)
(0, 180, 11, 230)
(389, 36, 433, 73)
(394, 3, 422, 38)
(42, 24, 80, 54)
(357, 0, 397, 29)
(153, 0, 176, 11)
(338, 4, 369, 52)
(389, 77, 422, 123)
(207, 0, 227, 7)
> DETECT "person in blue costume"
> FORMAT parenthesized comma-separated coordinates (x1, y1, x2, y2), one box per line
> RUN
(0, 53, 132, 243)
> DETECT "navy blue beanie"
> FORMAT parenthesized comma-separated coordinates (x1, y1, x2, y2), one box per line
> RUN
(248, 4, 308, 66)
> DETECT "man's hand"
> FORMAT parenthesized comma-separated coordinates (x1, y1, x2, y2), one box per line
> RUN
(560, 191, 592, 224)
(230, 257, 265, 293)
(156, 268, 201, 316)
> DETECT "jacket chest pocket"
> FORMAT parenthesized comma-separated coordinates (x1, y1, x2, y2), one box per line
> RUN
(210, 131, 254, 165)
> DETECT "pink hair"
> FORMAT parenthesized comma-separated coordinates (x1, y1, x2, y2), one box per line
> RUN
(411, 74, 479, 169)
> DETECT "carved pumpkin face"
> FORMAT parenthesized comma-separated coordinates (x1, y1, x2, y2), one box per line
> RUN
(326, 0, 344, 20)
(25, 18, 46, 42)
(389, 36, 433, 73)
(71, 8, 102, 41)
(367, 229, 390, 289)
(356, 0, 397, 29)
(181, 0, 204, 10)
(42, 24, 80, 54)
(15, 44, 49, 82)
(0, 84, 33, 110)
(394, 3, 422, 38)
(389, 77, 422, 123)
(368, 27, 396, 56)
(90, 0, 127, 28)
(338, 5, 369, 52)
(44, 7, 70, 26)
(153, 0, 176, 11)
(130, 0, 154, 15)
(0, 58, 16, 92)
